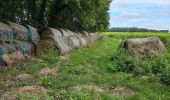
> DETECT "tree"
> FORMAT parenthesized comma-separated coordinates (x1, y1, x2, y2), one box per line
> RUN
(0, 0, 112, 32)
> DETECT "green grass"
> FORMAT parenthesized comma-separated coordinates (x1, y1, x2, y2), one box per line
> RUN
(0, 32, 170, 100)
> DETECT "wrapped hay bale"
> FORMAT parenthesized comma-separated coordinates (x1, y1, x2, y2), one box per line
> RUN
(39, 27, 62, 39)
(80, 37, 87, 47)
(81, 31, 90, 37)
(15, 41, 35, 58)
(89, 33, 100, 42)
(53, 36, 73, 55)
(0, 22, 13, 43)
(69, 36, 81, 49)
(0, 44, 17, 66)
(0, 44, 17, 55)
(24, 25, 40, 45)
(4, 21, 29, 41)
(38, 27, 74, 55)
(58, 28, 73, 36)
(124, 37, 165, 56)
(63, 29, 75, 36)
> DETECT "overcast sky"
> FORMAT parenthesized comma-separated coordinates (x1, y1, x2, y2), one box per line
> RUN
(109, 0, 170, 30)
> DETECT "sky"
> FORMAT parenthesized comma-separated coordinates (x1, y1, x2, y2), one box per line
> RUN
(109, 0, 170, 30)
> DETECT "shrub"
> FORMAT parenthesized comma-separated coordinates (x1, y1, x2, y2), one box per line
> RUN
(150, 57, 168, 74)
(109, 50, 169, 77)
(160, 67, 170, 85)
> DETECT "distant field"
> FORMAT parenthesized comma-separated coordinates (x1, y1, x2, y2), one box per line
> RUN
(103, 32, 170, 39)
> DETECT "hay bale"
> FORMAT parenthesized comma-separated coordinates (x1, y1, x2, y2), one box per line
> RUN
(0, 22, 13, 43)
(24, 25, 40, 45)
(37, 39, 59, 55)
(53, 36, 73, 55)
(0, 44, 17, 66)
(2, 51, 24, 66)
(15, 41, 35, 58)
(80, 37, 87, 47)
(124, 37, 165, 56)
(40, 27, 62, 39)
(4, 21, 29, 41)
(69, 36, 81, 49)
(63, 29, 75, 36)
(58, 28, 73, 36)
(81, 31, 90, 37)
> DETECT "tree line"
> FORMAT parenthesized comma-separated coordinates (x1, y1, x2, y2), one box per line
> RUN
(108, 27, 169, 33)
(0, 0, 112, 32)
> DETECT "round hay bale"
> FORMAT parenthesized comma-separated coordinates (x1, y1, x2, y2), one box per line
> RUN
(15, 41, 35, 58)
(53, 36, 73, 55)
(2, 51, 24, 66)
(37, 39, 59, 55)
(63, 29, 75, 36)
(58, 28, 72, 36)
(0, 22, 14, 43)
(124, 37, 165, 56)
(69, 36, 81, 49)
(0, 44, 17, 55)
(0, 44, 17, 66)
(4, 21, 29, 41)
(24, 25, 40, 45)
(81, 31, 90, 37)
(80, 37, 87, 47)
(39, 27, 62, 40)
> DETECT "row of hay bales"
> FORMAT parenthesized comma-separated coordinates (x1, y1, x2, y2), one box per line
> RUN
(0, 22, 101, 66)
(38, 27, 102, 55)
(0, 21, 40, 66)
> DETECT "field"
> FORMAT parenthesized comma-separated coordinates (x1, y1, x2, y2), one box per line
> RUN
(0, 32, 170, 100)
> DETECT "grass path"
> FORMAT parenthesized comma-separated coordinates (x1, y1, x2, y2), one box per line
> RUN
(0, 37, 170, 100)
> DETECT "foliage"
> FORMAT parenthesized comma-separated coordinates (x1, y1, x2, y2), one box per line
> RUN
(0, 0, 112, 31)
(161, 67, 170, 85)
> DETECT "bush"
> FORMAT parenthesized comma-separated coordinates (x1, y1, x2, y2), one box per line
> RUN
(109, 50, 142, 73)
(109, 50, 169, 77)
(150, 57, 168, 74)
(160, 67, 170, 85)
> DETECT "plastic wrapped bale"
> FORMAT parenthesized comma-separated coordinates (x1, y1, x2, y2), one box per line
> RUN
(4, 21, 29, 41)
(0, 44, 17, 66)
(89, 33, 99, 42)
(124, 37, 165, 56)
(58, 28, 73, 36)
(81, 31, 90, 37)
(25, 25, 40, 45)
(53, 36, 73, 55)
(39, 27, 63, 39)
(63, 29, 75, 36)
(0, 22, 14, 43)
(80, 37, 87, 47)
(70, 32, 83, 48)
(69, 36, 81, 49)
(37, 27, 63, 55)
(15, 41, 35, 58)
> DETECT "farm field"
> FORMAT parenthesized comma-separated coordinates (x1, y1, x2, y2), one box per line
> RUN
(0, 32, 170, 100)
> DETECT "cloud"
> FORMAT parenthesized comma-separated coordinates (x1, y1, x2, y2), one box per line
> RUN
(119, 12, 145, 19)
(109, 0, 170, 30)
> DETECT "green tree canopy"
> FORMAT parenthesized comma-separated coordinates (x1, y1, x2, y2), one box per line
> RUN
(0, 0, 112, 32)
